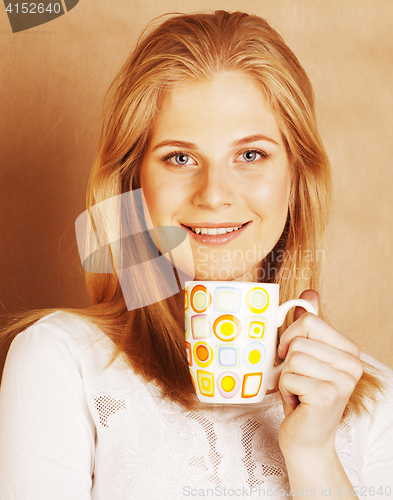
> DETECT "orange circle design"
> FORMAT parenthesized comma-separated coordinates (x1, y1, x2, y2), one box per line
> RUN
(190, 285, 212, 313)
(213, 314, 242, 342)
(193, 341, 214, 368)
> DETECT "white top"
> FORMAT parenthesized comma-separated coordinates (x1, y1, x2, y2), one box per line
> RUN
(0, 311, 392, 500)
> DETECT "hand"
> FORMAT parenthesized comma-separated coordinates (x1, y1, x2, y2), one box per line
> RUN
(277, 290, 363, 457)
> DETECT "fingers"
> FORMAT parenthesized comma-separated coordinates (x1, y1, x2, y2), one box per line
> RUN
(277, 289, 362, 419)
(280, 337, 363, 381)
(279, 348, 363, 413)
(279, 351, 363, 413)
(279, 352, 363, 416)
(279, 369, 361, 416)
(278, 292, 362, 415)
(279, 373, 347, 412)
(278, 312, 360, 359)
(282, 350, 363, 388)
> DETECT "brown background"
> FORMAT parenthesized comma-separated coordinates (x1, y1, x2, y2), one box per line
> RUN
(1, 0, 392, 371)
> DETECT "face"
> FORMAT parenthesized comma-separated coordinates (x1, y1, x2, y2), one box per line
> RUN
(140, 71, 292, 282)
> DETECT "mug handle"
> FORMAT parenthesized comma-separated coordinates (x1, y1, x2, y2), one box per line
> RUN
(267, 299, 318, 390)
(277, 299, 317, 328)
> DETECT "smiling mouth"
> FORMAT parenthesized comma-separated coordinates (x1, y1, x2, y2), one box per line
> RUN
(181, 222, 250, 235)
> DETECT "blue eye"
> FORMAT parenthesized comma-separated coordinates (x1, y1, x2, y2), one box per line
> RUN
(163, 151, 196, 166)
(174, 153, 190, 165)
(235, 149, 270, 164)
(242, 150, 262, 162)
(244, 151, 258, 161)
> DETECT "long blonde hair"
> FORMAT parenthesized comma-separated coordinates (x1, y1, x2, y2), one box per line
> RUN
(1, 10, 383, 415)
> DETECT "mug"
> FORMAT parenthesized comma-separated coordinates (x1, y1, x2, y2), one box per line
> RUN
(185, 281, 317, 404)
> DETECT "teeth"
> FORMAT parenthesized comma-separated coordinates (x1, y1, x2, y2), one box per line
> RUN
(190, 225, 244, 235)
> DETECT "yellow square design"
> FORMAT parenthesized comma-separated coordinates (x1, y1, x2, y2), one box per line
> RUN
(241, 373, 262, 398)
(249, 320, 266, 339)
(245, 316, 267, 340)
(197, 370, 214, 397)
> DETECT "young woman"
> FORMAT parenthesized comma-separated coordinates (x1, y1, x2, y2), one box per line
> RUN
(0, 11, 392, 500)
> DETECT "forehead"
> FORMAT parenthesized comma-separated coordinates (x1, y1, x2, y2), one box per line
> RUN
(150, 71, 284, 146)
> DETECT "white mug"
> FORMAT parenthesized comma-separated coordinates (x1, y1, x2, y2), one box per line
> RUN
(185, 281, 317, 404)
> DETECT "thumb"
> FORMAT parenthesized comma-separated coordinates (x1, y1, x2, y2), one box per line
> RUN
(293, 289, 319, 321)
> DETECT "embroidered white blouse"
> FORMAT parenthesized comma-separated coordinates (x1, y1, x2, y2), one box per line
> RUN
(0, 311, 392, 500)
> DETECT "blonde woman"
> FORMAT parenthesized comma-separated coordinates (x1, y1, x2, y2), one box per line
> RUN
(0, 11, 392, 500)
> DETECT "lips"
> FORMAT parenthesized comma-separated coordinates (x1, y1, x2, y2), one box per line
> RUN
(181, 221, 251, 245)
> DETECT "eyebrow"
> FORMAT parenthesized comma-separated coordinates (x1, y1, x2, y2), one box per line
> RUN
(151, 134, 279, 152)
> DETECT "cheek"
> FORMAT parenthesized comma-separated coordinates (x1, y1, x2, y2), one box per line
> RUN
(273, 165, 291, 210)
(276, 178, 291, 212)
(252, 174, 290, 220)
(140, 162, 155, 199)
(139, 163, 162, 223)
(140, 163, 183, 225)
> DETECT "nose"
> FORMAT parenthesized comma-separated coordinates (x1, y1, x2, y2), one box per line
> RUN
(191, 162, 236, 210)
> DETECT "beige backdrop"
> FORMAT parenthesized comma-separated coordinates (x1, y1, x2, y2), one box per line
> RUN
(1, 0, 392, 373)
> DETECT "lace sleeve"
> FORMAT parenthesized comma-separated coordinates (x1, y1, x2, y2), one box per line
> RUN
(0, 318, 95, 500)
(361, 355, 393, 494)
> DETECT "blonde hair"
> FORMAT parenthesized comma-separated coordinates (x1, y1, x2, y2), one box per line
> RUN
(1, 10, 383, 415)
